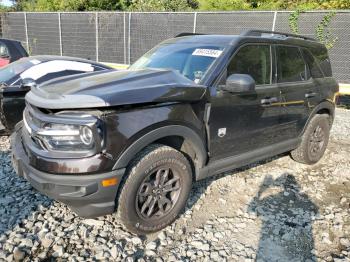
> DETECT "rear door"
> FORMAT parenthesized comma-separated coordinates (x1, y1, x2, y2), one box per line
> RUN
(275, 45, 319, 140)
(208, 44, 284, 161)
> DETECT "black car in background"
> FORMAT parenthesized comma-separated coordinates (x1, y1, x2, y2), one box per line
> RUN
(0, 56, 113, 134)
(11, 31, 338, 234)
(0, 38, 28, 68)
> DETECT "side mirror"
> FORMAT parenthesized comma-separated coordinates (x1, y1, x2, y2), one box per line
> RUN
(223, 74, 255, 93)
(21, 78, 37, 89)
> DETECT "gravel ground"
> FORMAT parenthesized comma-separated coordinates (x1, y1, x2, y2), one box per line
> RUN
(0, 108, 350, 261)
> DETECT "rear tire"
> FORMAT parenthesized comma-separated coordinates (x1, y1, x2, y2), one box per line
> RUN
(291, 114, 330, 165)
(117, 144, 192, 235)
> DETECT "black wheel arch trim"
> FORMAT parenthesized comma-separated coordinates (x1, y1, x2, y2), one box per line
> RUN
(112, 125, 208, 173)
(301, 100, 335, 135)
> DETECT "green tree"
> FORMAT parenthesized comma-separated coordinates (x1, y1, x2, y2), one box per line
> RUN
(0, 5, 12, 11)
(198, 0, 250, 10)
(198, 0, 350, 10)
(13, 0, 126, 11)
(8, 0, 350, 11)
(127, 0, 198, 11)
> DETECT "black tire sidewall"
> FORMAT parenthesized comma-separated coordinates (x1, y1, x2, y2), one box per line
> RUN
(120, 146, 192, 234)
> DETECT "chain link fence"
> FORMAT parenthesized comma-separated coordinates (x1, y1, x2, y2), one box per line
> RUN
(0, 11, 349, 83)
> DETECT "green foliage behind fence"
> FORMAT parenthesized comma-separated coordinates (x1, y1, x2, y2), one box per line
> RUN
(7, 0, 350, 11)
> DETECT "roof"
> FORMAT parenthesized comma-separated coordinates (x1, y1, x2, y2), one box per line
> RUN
(165, 34, 240, 45)
(170, 30, 324, 49)
(0, 38, 22, 44)
(0, 38, 28, 60)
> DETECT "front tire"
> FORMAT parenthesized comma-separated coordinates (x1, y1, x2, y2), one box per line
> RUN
(291, 114, 330, 165)
(117, 144, 192, 234)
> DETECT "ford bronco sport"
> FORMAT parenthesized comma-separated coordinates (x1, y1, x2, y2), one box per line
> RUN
(11, 30, 338, 234)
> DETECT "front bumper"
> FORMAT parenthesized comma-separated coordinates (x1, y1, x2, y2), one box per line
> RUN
(11, 129, 125, 218)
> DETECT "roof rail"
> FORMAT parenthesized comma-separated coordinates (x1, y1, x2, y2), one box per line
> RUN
(240, 30, 316, 41)
(175, 32, 206, 37)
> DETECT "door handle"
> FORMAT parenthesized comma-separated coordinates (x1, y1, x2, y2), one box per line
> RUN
(305, 92, 317, 98)
(261, 97, 278, 105)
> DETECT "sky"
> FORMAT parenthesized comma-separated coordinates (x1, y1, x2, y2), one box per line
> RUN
(1, 0, 13, 6)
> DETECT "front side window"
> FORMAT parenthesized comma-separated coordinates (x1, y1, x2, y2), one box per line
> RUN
(227, 44, 271, 85)
(276, 46, 308, 83)
(130, 43, 226, 83)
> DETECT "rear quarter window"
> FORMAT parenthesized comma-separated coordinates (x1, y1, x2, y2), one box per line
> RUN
(301, 48, 324, 79)
(309, 46, 332, 77)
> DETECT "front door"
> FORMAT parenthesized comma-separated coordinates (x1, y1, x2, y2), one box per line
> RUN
(208, 44, 283, 162)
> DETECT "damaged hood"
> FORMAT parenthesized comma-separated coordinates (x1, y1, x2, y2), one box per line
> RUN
(26, 69, 207, 109)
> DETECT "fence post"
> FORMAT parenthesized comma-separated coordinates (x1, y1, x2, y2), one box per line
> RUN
(95, 12, 99, 62)
(128, 12, 131, 65)
(58, 12, 63, 56)
(193, 12, 197, 33)
(123, 12, 127, 64)
(23, 12, 29, 52)
(0, 13, 2, 37)
(272, 11, 277, 31)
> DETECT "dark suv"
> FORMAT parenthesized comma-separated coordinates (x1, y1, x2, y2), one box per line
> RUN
(11, 30, 338, 234)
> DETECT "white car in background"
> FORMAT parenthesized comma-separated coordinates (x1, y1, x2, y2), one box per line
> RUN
(0, 56, 113, 134)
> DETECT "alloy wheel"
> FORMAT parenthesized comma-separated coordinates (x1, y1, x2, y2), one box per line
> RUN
(136, 167, 181, 220)
(309, 125, 325, 158)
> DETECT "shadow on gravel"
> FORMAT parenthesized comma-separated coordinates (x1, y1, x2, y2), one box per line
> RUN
(185, 153, 288, 214)
(248, 173, 318, 261)
(0, 149, 52, 237)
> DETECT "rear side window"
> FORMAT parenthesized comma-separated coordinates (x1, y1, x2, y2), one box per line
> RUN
(276, 46, 308, 83)
(93, 65, 108, 71)
(309, 46, 332, 77)
(228, 44, 271, 85)
(35, 70, 89, 84)
(0, 42, 10, 58)
(301, 48, 324, 78)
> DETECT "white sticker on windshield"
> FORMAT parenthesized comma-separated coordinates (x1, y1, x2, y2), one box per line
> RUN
(192, 49, 223, 58)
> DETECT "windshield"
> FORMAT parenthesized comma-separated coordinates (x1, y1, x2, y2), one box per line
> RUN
(129, 43, 226, 83)
(0, 58, 39, 86)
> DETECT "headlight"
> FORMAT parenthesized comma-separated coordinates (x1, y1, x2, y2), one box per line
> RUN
(80, 126, 93, 146)
(23, 104, 104, 156)
(36, 123, 99, 152)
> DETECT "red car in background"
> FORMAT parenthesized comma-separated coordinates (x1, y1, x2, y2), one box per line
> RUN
(0, 38, 28, 67)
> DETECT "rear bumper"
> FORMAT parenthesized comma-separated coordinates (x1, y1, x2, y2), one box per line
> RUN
(11, 129, 125, 218)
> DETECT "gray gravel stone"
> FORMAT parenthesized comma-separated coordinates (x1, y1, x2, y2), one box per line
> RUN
(52, 245, 64, 257)
(146, 241, 157, 250)
(13, 247, 25, 261)
(82, 219, 104, 227)
(131, 237, 142, 245)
